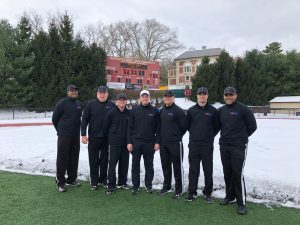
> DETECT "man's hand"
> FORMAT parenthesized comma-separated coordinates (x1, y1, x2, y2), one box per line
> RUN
(154, 143, 160, 151)
(127, 144, 133, 152)
(81, 136, 88, 144)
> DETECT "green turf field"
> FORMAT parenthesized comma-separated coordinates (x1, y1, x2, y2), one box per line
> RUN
(0, 171, 299, 225)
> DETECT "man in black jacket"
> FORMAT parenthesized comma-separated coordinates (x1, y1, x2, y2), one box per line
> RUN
(159, 90, 187, 198)
(81, 86, 115, 190)
(127, 90, 160, 195)
(52, 84, 82, 192)
(219, 87, 257, 215)
(103, 93, 131, 194)
(186, 87, 219, 203)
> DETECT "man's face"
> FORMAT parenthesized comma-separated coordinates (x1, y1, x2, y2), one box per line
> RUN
(197, 93, 208, 104)
(224, 93, 237, 105)
(97, 92, 108, 102)
(140, 94, 150, 105)
(117, 98, 127, 108)
(67, 89, 78, 99)
(163, 96, 174, 105)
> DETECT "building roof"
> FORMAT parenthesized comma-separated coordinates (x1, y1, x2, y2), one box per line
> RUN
(175, 48, 222, 60)
(269, 96, 300, 103)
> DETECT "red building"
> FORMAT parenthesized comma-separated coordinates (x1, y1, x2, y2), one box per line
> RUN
(106, 56, 160, 90)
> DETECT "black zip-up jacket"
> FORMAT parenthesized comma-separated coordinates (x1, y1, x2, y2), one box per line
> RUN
(81, 99, 115, 138)
(186, 103, 219, 145)
(103, 106, 131, 146)
(219, 101, 257, 146)
(52, 97, 82, 137)
(127, 104, 160, 144)
(160, 103, 187, 144)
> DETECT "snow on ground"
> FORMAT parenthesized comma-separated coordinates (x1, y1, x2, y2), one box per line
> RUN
(0, 118, 299, 208)
(0, 110, 53, 120)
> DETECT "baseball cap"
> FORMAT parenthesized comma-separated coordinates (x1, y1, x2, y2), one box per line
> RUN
(224, 87, 236, 95)
(140, 90, 150, 96)
(164, 90, 175, 97)
(98, 86, 108, 92)
(197, 87, 208, 94)
(117, 93, 128, 100)
(67, 84, 78, 91)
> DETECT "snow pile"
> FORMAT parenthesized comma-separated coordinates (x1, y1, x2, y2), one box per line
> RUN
(0, 118, 299, 208)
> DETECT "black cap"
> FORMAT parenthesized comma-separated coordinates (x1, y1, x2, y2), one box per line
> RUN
(67, 84, 78, 91)
(98, 86, 108, 92)
(224, 87, 236, 95)
(197, 87, 208, 94)
(117, 93, 127, 100)
(164, 90, 174, 97)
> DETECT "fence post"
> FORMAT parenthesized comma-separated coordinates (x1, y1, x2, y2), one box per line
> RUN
(13, 108, 15, 120)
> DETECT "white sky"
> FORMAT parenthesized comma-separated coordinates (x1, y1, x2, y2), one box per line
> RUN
(1, 0, 299, 57)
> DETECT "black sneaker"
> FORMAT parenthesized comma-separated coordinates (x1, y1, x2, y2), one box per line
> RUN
(186, 193, 196, 202)
(205, 195, 213, 204)
(237, 205, 247, 215)
(145, 187, 153, 194)
(107, 189, 114, 195)
(57, 185, 66, 193)
(158, 188, 172, 195)
(132, 188, 139, 195)
(117, 184, 130, 190)
(219, 198, 235, 205)
(98, 182, 108, 188)
(172, 192, 183, 199)
(91, 185, 98, 191)
(66, 181, 81, 187)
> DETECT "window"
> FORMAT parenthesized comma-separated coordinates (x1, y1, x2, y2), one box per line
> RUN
(107, 69, 111, 75)
(126, 78, 131, 83)
(137, 79, 142, 84)
(179, 76, 185, 83)
(141, 70, 145, 76)
(117, 78, 121, 82)
(138, 70, 142, 76)
(186, 76, 190, 81)
(147, 80, 150, 84)
(184, 63, 192, 73)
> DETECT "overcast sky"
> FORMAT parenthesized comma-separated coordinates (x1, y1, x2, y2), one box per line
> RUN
(1, 0, 299, 57)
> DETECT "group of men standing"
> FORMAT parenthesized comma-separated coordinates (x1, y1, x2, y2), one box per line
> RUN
(52, 84, 256, 215)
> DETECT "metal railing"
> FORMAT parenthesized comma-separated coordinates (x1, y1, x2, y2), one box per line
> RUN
(0, 108, 53, 120)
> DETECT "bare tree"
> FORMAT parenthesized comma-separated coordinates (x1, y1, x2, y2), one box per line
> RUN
(82, 21, 105, 47)
(138, 19, 184, 61)
(81, 18, 184, 61)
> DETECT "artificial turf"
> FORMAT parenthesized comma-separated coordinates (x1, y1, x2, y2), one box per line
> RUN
(0, 171, 299, 225)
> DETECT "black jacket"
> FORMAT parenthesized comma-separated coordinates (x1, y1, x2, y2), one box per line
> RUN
(219, 101, 257, 146)
(160, 103, 187, 144)
(186, 103, 219, 145)
(52, 97, 81, 137)
(127, 104, 160, 144)
(81, 99, 115, 138)
(103, 106, 131, 146)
